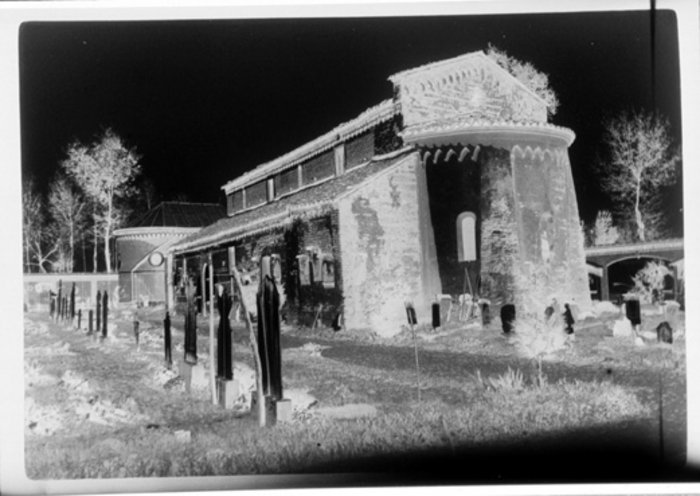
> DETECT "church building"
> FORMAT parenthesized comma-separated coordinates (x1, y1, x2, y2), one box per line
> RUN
(169, 50, 591, 337)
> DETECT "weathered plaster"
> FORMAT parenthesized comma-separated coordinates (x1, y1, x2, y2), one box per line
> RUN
(338, 153, 441, 336)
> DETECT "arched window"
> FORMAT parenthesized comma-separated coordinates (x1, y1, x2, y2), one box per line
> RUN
(456, 212, 477, 262)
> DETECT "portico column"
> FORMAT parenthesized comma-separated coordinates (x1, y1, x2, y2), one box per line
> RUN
(601, 264, 611, 301)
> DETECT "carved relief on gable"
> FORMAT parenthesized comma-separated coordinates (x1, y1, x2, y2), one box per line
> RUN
(396, 58, 547, 127)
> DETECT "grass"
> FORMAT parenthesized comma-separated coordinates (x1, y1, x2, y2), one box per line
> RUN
(25, 365, 650, 479)
(24, 308, 669, 479)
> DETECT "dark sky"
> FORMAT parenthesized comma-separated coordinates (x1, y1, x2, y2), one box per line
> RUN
(18, 9, 682, 225)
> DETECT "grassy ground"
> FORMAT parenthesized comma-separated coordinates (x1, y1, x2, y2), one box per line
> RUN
(23, 302, 686, 481)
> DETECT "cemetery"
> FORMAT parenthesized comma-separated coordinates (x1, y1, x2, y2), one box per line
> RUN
(23, 257, 687, 480)
(21, 48, 688, 482)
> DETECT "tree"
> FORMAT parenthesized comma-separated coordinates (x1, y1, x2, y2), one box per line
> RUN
(22, 179, 58, 273)
(486, 44, 559, 118)
(597, 110, 679, 242)
(48, 174, 88, 273)
(591, 210, 620, 246)
(61, 128, 141, 273)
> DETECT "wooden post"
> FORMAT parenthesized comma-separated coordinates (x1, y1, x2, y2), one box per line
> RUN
(231, 266, 266, 427)
(209, 255, 217, 405)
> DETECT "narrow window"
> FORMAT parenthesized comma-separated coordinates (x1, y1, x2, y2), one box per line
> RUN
(322, 255, 335, 288)
(456, 212, 477, 262)
(297, 254, 310, 286)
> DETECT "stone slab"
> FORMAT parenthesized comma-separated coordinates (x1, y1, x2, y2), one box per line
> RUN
(217, 379, 240, 410)
(275, 399, 293, 423)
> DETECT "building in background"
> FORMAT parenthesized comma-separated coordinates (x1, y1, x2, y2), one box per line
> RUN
(171, 51, 592, 336)
(114, 201, 225, 305)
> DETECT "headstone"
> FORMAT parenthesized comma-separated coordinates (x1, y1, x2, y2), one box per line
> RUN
(164, 312, 172, 368)
(133, 320, 140, 349)
(77, 309, 82, 330)
(217, 288, 233, 380)
(481, 301, 491, 327)
(656, 321, 673, 344)
(405, 304, 417, 326)
(49, 290, 56, 318)
(625, 298, 641, 328)
(256, 256, 282, 401)
(501, 304, 516, 334)
(96, 291, 102, 334)
(431, 301, 440, 330)
(184, 278, 198, 364)
(102, 291, 108, 337)
(70, 283, 76, 322)
(88, 309, 93, 335)
(563, 303, 575, 335)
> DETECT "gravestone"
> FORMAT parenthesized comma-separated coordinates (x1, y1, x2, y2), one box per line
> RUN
(656, 321, 673, 344)
(256, 256, 282, 401)
(96, 291, 102, 334)
(164, 311, 172, 368)
(184, 278, 198, 364)
(563, 303, 575, 335)
(501, 304, 516, 334)
(102, 291, 108, 337)
(625, 298, 641, 328)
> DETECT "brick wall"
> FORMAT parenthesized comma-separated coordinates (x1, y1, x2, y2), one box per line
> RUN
(338, 152, 441, 336)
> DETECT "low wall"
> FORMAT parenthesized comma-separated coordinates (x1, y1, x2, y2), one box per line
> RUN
(23, 273, 120, 311)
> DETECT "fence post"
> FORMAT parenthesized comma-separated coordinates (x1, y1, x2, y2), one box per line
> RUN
(77, 309, 82, 330)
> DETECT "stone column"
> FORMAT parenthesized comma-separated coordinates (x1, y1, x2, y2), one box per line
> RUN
(508, 138, 591, 317)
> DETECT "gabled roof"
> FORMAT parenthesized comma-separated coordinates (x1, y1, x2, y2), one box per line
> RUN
(388, 50, 547, 107)
(125, 201, 225, 229)
(172, 148, 415, 255)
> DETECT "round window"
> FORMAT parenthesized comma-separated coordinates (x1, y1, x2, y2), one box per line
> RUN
(149, 251, 164, 267)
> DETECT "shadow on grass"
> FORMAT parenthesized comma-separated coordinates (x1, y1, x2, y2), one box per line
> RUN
(305, 418, 697, 485)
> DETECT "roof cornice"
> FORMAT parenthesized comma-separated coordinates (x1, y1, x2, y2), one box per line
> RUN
(222, 99, 398, 194)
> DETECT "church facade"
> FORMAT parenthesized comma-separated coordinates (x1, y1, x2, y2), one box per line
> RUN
(170, 51, 591, 336)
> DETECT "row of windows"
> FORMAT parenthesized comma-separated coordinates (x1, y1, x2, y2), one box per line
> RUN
(226, 131, 376, 216)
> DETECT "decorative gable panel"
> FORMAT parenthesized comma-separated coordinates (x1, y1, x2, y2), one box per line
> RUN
(390, 52, 548, 127)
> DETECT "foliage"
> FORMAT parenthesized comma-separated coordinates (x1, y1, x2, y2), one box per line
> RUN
(22, 179, 58, 273)
(486, 44, 559, 118)
(61, 128, 142, 272)
(471, 367, 525, 392)
(631, 260, 670, 304)
(47, 175, 88, 273)
(591, 210, 620, 246)
(596, 110, 679, 242)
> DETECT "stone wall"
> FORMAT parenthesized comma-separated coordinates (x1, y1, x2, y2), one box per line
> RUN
(510, 145, 592, 315)
(338, 153, 441, 336)
(479, 146, 520, 308)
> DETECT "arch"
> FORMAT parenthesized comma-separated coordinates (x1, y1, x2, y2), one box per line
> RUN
(445, 148, 457, 162)
(458, 147, 471, 163)
(433, 149, 443, 164)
